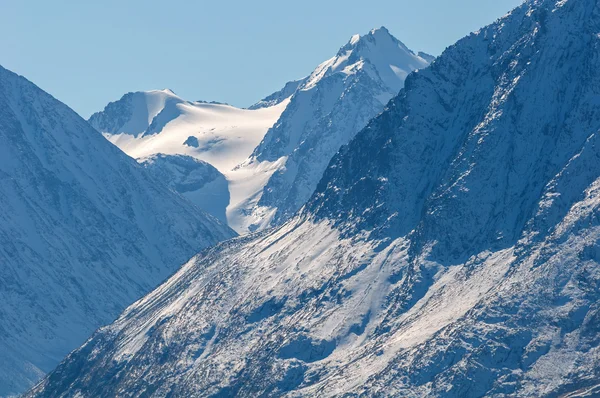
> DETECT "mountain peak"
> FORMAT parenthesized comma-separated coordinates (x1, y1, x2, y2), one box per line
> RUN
(341, 25, 399, 51)
(369, 25, 391, 37)
(301, 27, 429, 92)
(144, 88, 182, 101)
(246, 28, 433, 230)
(349, 33, 361, 45)
(343, 25, 409, 52)
(251, 27, 430, 111)
(89, 89, 186, 137)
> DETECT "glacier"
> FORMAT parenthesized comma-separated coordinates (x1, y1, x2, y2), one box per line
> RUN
(87, 88, 288, 233)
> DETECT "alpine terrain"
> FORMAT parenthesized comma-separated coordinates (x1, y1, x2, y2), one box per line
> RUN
(138, 154, 230, 224)
(244, 27, 431, 232)
(87, 88, 289, 233)
(89, 28, 431, 234)
(0, 66, 235, 397)
(26, 0, 600, 396)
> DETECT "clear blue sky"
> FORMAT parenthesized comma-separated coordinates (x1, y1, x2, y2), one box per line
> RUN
(1, 0, 522, 118)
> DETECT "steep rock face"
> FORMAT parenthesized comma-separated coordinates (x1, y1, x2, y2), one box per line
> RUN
(88, 89, 183, 138)
(28, 1, 600, 396)
(309, 0, 599, 261)
(0, 66, 235, 397)
(245, 27, 431, 231)
(139, 154, 230, 223)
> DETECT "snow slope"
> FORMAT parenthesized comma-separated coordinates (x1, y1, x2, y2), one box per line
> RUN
(248, 79, 306, 110)
(89, 90, 288, 172)
(139, 154, 230, 223)
(28, 0, 600, 396)
(90, 28, 429, 234)
(89, 90, 288, 233)
(0, 66, 234, 397)
(242, 27, 431, 231)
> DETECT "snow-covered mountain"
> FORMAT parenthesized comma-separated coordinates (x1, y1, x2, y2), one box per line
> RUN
(241, 26, 431, 231)
(89, 29, 430, 234)
(88, 89, 287, 172)
(139, 154, 230, 223)
(88, 89, 288, 232)
(0, 65, 234, 397)
(28, 0, 600, 397)
(248, 79, 306, 110)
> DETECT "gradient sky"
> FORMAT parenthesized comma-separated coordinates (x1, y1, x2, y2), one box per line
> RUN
(1, 0, 523, 118)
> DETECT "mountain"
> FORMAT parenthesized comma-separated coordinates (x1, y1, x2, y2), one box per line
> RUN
(88, 89, 288, 232)
(28, 0, 600, 396)
(139, 154, 230, 223)
(239, 26, 431, 232)
(0, 65, 235, 397)
(248, 79, 306, 110)
(89, 29, 431, 234)
(88, 89, 180, 137)
(88, 89, 286, 172)
(417, 51, 436, 63)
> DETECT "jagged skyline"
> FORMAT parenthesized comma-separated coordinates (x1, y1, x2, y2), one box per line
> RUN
(1, 0, 521, 118)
